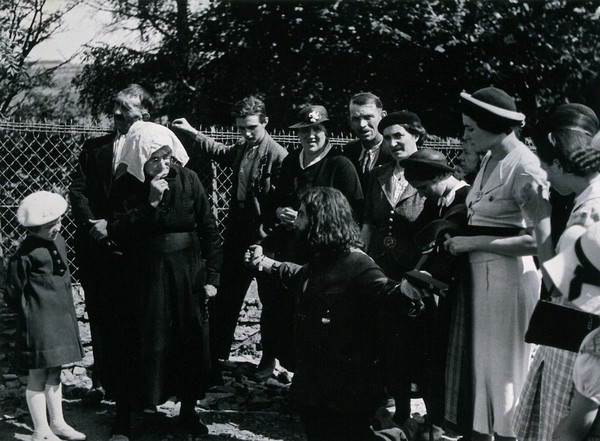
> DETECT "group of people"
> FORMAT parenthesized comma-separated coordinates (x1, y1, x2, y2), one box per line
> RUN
(3, 83, 600, 441)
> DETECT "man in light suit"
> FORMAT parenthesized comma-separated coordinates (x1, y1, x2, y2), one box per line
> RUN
(70, 84, 154, 408)
(172, 96, 287, 381)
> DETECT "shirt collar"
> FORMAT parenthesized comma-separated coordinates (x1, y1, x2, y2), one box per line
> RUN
(438, 179, 470, 208)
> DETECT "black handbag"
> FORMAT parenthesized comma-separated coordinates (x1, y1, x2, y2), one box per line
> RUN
(525, 299, 600, 352)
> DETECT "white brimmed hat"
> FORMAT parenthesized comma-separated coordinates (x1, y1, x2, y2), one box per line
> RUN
(17, 191, 68, 227)
(460, 86, 525, 133)
(543, 223, 600, 314)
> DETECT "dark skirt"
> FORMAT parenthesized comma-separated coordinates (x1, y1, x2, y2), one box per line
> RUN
(127, 233, 211, 407)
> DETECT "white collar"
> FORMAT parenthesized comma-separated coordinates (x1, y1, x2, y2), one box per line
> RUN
(438, 179, 470, 208)
(299, 142, 333, 169)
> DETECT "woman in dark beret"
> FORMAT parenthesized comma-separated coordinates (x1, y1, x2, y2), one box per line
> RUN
(361, 110, 429, 426)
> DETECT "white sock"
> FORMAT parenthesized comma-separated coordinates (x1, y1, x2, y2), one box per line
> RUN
(26, 389, 50, 432)
(45, 384, 65, 426)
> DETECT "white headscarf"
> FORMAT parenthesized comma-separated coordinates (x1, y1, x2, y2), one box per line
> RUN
(119, 121, 190, 182)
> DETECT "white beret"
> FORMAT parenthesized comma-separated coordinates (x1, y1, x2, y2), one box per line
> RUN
(17, 191, 68, 227)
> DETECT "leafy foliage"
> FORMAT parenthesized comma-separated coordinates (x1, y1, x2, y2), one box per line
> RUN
(75, 0, 600, 136)
(0, 0, 78, 116)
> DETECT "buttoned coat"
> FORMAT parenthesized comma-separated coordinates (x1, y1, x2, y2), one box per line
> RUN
(192, 132, 287, 242)
(343, 138, 392, 193)
(364, 161, 426, 278)
(5, 235, 84, 369)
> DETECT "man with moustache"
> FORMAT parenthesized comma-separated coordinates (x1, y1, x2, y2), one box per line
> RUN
(70, 84, 154, 405)
(343, 92, 391, 194)
(172, 96, 287, 380)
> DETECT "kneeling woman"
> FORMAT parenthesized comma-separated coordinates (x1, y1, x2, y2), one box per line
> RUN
(108, 121, 222, 439)
(247, 187, 410, 441)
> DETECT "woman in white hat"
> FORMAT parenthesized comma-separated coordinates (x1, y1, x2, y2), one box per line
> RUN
(513, 103, 600, 440)
(5, 191, 85, 441)
(106, 121, 222, 440)
(444, 87, 548, 441)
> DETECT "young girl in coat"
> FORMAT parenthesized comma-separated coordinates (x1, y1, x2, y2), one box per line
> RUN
(5, 191, 85, 441)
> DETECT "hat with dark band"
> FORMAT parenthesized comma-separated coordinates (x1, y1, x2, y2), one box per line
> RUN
(461, 86, 525, 134)
(289, 105, 329, 129)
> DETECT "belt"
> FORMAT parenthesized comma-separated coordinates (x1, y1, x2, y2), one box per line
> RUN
(147, 232, 197, 252)
(466, 225, 523, 237)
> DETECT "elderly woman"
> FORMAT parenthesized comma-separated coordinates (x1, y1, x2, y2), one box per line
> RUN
(444, 87, 548, 441)
(361, 111, 428, 425)
(455, 138, 483, 185)
(513, 103, 600, 441)
(263, 105, 363, 369)
(107, 121, 222, 440)
(247, 187, 407, 441)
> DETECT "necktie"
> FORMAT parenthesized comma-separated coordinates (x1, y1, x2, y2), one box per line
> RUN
(361, 150, 370, 174)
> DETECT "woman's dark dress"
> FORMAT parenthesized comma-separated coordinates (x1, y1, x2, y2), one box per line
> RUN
(263, 146, 364, 368)
(276, 250, 410, 440)
(109, 164, 222, 406)
(412, 185, 471, 431)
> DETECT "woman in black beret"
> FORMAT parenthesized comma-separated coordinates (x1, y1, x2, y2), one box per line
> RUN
(361, 110, 429, 427)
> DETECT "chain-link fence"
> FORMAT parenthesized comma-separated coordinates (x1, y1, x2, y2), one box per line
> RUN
(0, 120, 461, 284)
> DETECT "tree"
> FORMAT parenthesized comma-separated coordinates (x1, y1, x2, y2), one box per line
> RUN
(0, 0, 78, 116)
(75, 0, 600, 136)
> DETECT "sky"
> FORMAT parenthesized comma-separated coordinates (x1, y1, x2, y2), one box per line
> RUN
(29, 1, 142, 63)
(29, 0, 210, 63)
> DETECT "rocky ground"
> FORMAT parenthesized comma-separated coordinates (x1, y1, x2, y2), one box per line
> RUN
(0, 283, 425, 441)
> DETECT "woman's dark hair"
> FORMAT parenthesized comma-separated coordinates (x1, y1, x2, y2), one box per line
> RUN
(300, 187, 363, 259)
(533, 104, 600, 176)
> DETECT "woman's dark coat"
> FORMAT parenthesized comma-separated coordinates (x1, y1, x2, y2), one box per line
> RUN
(108, 164, 222, 406)
(276, 250, 410, 413)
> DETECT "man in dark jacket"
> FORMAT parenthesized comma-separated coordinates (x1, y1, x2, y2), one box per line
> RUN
(343, 92, 391, 195)
(172, 96, 287, 380)
(70, 84, 154, 404)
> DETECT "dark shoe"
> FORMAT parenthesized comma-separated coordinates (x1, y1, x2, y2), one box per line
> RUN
(180, 414, 209, 437)
(82, 387, 104, 406)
